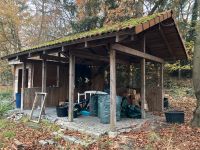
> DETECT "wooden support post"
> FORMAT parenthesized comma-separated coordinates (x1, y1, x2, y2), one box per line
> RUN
(110, 48, 116, 131)
(68, 53, 75, 122)
(160, 63, 164, 111)
(42, 60, 47, 93)
(141, 59, 146, 118)
(13, 65, 16, 101)
(56, 53, 60, 87)
(21, 62, 26, 111)
(41, 59, 47, 114)
(56, 66, 60, 87)
(141, 35, 146, 119)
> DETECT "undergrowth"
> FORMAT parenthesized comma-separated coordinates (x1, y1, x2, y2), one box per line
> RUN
(164, 78, 194, 99)
(0, 86, 13, 117)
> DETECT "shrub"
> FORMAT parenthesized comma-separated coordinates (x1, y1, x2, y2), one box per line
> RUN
(0, 119, 9, 129)
(0, 90, 13, 117)
(0, 103, 12, 117)
(0, 92, 12, 101)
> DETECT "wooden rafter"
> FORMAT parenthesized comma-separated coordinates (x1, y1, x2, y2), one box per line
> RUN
(115, 34, 131, 42)
(159, 24, 175, 59)
(60, 51, 69, 58)
(22, 59, 67, 65)
(40, 54, 68, 62)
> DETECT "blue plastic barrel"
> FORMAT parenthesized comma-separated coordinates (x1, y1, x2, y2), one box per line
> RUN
(16, 93, 21, 108)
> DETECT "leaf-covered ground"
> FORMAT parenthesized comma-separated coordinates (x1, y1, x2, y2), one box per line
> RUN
(89, 97, 199, 150)
(0, 79, 199, 150)
(0, 96, 198, 150)
(0, 118, 64, 149)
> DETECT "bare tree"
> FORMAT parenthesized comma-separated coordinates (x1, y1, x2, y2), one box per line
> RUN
(134, 0, 144, 18)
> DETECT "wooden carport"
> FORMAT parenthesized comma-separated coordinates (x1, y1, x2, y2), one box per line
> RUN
(2, 10, 187, 131)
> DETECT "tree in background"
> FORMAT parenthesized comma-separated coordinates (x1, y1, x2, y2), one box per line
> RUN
(0, 0, 199, 84)
(165, 41, 194, 78)
(192, 22, 200, 127)
(187, 0, 199, 42)
(24, 0, 73, 46)
(0, 0, 27, 53)
(71, 0, 103, 33)
(0, 0, 29, 85)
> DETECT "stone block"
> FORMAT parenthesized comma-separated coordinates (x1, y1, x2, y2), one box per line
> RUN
(108, 131, 118, 138)
(39, 140, 48, 146)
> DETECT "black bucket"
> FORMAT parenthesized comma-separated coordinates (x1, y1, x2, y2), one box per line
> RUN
(165, 111, 184, 124)
(56, 106, 80, 118)
(56, 106, 68, 117)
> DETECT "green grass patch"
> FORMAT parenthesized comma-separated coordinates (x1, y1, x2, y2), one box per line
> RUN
(0, 92, 12, 100)
(20, 116, 29, 123)
(0, 119, 9, 129)
(26, 122, 41, 130)
(0, 86, 13, 102)
(148, 131, 160, 142)
(2, 130, 16, 139)
(19, 117, 60, 132)
(0, 103, 12, 117)
(0, 87, 13, 117)
(0, 86, 12, 93)
(41, 119, 60, 132)
(0, 141, 4, 149)
(53, 135, 62, 142)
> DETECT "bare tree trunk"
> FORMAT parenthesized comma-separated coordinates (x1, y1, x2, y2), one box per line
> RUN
(187, 0, 199, 41)
(38, 0, 46, 43)
(148, 0, 164, 15)
(191, 23, 200, 127)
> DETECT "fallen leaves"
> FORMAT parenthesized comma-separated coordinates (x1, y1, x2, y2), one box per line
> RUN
(117, 123, 200, 150)
(111, 96, 200, 150)
(168, 96, 196, 123)
(0, 119, 62, 150)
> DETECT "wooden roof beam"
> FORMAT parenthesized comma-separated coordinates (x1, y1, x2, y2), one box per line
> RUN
(40, 54, 68, 62)
(70, 51, 131, 65)
(111, 44, 164, 63)
(22, 59, 68, 66)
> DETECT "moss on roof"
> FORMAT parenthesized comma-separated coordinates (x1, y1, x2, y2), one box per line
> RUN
(25, 11, 169, 51)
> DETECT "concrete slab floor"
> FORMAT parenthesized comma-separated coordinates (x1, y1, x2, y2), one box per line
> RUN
(23, 108, 159, 138)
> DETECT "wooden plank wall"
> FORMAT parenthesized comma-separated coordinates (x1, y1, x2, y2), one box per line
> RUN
(23, 62, 69, 109)
(24, 86, 68, 109)
(146, 86, 162, 111)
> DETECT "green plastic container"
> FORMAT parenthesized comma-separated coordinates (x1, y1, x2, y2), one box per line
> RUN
(90, 94, 106, 116)
(98, 94, 122, 124)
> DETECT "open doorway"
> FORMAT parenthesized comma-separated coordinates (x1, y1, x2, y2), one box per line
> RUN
(17, 69, 29, 93)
